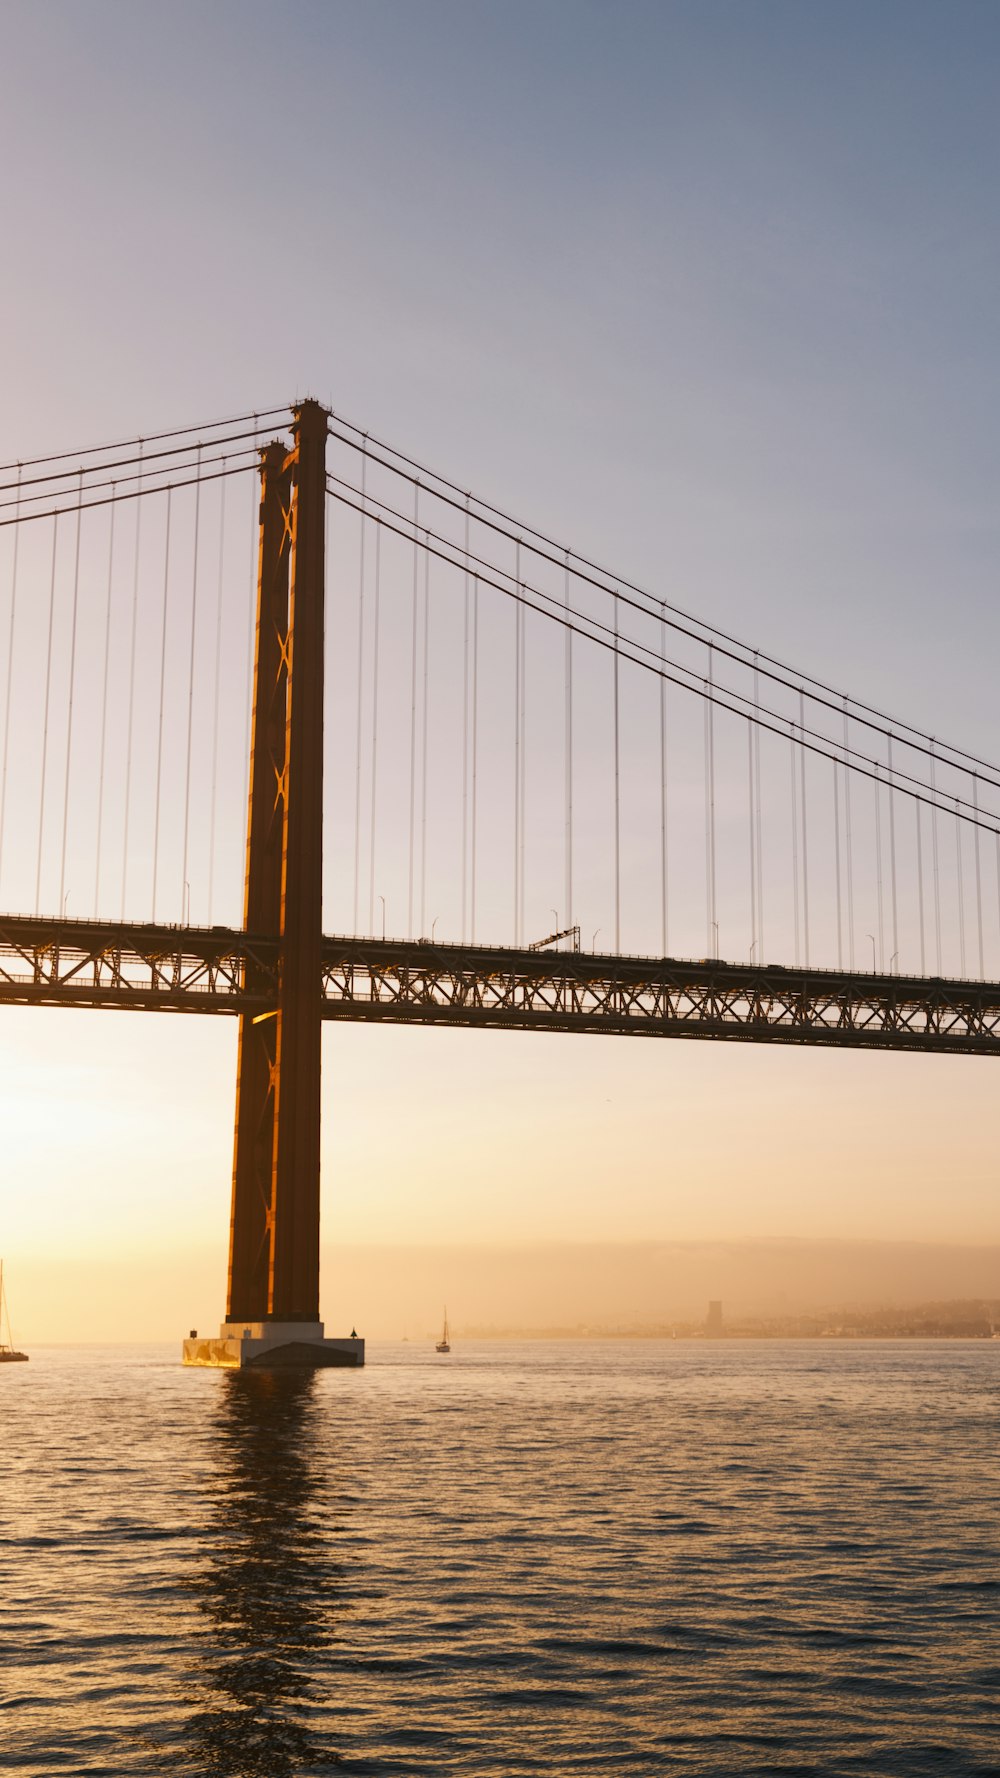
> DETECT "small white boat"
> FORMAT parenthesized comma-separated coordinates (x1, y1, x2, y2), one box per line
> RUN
(435, 1308, 450, 1353)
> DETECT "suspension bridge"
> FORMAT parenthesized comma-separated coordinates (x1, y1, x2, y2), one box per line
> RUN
(1, 399, 998, 1364)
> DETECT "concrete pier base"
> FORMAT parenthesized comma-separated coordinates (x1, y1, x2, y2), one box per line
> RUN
(182, 1320, 364, 1369)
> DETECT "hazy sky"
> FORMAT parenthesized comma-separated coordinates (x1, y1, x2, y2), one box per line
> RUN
(2, 1, 999, 1337)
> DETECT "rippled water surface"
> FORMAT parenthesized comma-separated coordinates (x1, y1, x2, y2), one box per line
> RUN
(5, 1340, 999, 1775)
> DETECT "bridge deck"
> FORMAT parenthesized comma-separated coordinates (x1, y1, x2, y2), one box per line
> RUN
(1, 915, 999, 1055)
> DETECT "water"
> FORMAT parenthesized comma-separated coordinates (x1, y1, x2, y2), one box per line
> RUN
(5, 1340, 999, 1776)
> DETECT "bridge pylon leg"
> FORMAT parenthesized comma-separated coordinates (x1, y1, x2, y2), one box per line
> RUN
(184, 401, 363, 1371)
(226, 440, 290, 1327)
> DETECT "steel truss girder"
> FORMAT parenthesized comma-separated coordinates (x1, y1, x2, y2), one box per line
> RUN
(4, 920, 1000, 1056)
(0, 916, 276, 1013)
(318, 938, 1000, 1057)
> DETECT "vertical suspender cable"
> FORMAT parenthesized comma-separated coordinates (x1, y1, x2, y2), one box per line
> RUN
(613, 591, 621, 953)
(407, 484, 419, 938)
(121, 443, 143, 915)
(245, 416, 259, 822)
(152, 488, 172, 921)
(953, 803, 960, 974)
(208, 467, 226, 923)
(0, 465, 22, 896)
(58, 475, 83, 916)
(565, 550, 573, 934)
(916, 799, 926, 975)
(973, 775, 984, 977)
(94, 493, 116, 915)
(181, 447, 202, 921)
(367, 522, 381, 937)
(35, 515, 59, 916)
(843, 700, 854, 969)
(352, 444, 367, 934)
(953, 803, 960, 981)
(799, 690, 809, 967)
(703, 697, 711, 954)
(874, 764, 884, 972)
(324, 485, 334, 928)
(789, 721, 800, 967)
(930, 740, 942, 972)
(241, 461, 256, 873)
(660, 607, 668, 956)
(754, 656, 764, 963)
(461, 497, 470, 942)
(833, 759, 842, 969)
(471, 572, 480, 944)
(707, 645, 717, 954)
(420, 542, 430, 939)
(513, 541, 521, 945)
(887, 735, 898, 970)
(519, 557, 527, 944)
(995, 830, 1000, 971)
(747, 719, 757, 961)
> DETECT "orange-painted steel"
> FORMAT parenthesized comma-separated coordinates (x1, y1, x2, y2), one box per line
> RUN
(267, 400, 327, 1322)
(226, 404, 327, 1327)
(227, 441, 292, 1323)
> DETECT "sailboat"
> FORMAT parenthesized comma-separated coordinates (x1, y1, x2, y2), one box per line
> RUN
(435, 1308, 450, 1354)
(0, 1262, 28, 1363)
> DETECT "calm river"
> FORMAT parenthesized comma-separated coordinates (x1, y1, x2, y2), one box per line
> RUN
(5, 1340, 999, 1775)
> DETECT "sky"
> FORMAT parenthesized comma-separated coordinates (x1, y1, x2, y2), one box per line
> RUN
(2, 0, 1000, 1339)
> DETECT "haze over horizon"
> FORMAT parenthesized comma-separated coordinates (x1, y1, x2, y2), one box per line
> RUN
(2, 1, 1000, 1341)
(10, 1233, 999, 1346)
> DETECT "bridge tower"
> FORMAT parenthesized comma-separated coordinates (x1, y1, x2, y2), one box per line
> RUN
(183, 401, 362, 1369)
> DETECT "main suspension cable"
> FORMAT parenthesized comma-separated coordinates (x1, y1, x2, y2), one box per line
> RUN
(325, 417, 1000, 784)
(327, 473, 1000, 823)
(0, 460, 256, 531)
(0, 430, 270, 506)
(327, 484, 1000, 840)
(0, 406, 291, 477)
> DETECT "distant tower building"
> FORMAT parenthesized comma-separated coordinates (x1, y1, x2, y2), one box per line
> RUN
(706, 1300, 723, 1336)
